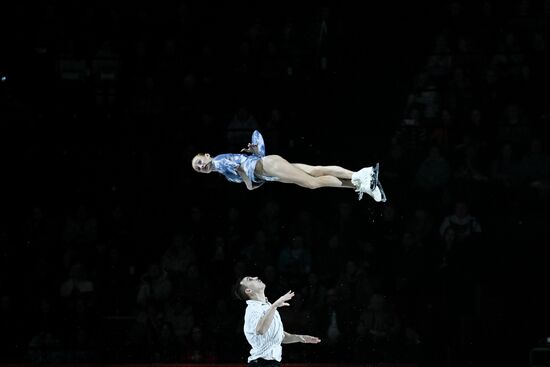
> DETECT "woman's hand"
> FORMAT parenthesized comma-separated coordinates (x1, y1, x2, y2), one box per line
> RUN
(241, 143, 259, 155)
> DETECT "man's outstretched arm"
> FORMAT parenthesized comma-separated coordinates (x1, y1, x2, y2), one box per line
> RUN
(282, 331, 321, 344)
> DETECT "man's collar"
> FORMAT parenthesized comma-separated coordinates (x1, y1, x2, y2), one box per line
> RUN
(246, 298, 269, 305)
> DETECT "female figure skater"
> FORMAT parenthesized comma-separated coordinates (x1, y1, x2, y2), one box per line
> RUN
(191, 130, 386, 202)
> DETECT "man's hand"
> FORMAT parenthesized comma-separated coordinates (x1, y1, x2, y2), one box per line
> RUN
(273, 290, 294, 308)
(298, 335, 321, 344)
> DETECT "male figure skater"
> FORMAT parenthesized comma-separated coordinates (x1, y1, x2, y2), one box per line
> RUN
(234, 276, 321, 367)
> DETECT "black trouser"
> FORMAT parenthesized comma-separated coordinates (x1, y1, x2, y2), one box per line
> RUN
(248, 358, 281, 367)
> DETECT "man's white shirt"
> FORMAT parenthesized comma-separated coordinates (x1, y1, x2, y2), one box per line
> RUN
(244, 299, 285, 362)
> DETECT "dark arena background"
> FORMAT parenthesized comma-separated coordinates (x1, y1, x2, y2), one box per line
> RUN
(2, 1, 550, 367)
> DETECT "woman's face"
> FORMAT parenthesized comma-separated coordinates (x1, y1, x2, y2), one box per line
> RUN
(192, 153, 213, 173)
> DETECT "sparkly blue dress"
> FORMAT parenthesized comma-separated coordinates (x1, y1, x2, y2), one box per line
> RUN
(212, 130, 278, 186)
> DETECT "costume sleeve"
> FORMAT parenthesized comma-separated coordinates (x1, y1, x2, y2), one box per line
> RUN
(252, 130, 266, 157)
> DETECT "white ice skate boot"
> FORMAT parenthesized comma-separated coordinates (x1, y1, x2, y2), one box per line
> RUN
(351, 166, 374, 200)
(351, 163, 387, 202)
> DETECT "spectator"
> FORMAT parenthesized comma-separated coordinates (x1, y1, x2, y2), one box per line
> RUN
(519, 138, 550, 185)
(160, 234, 196, 278)
(60, 263, 95, 298)
(136, 262, 172, 309)
(439, 201, 482, 243)
(414, 145, 452, 199)
(356, 294, 401, 362)
(490, 142, 520, 190)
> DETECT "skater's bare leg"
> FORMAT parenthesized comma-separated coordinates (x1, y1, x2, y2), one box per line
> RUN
(261, 156, 347, 189)
(292, 163, 354, 179)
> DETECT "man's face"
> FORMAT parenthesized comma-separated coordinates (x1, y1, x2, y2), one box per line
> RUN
(240, 276, 265, 297)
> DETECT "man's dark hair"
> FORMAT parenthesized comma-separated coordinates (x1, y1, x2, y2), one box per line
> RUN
(233, 277, 249, 301)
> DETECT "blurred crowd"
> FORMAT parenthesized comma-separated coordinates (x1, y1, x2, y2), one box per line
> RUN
(1, 1, 550, 367)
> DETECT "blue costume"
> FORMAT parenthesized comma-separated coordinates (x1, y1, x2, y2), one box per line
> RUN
(212, 130, 278, 186)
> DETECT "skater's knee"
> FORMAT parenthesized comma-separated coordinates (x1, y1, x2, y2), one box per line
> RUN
(304, 178, 322, 189)
(309, 166, 324, 177)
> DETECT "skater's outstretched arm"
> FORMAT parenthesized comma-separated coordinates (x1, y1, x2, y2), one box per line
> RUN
(282, 331, 321, 344)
